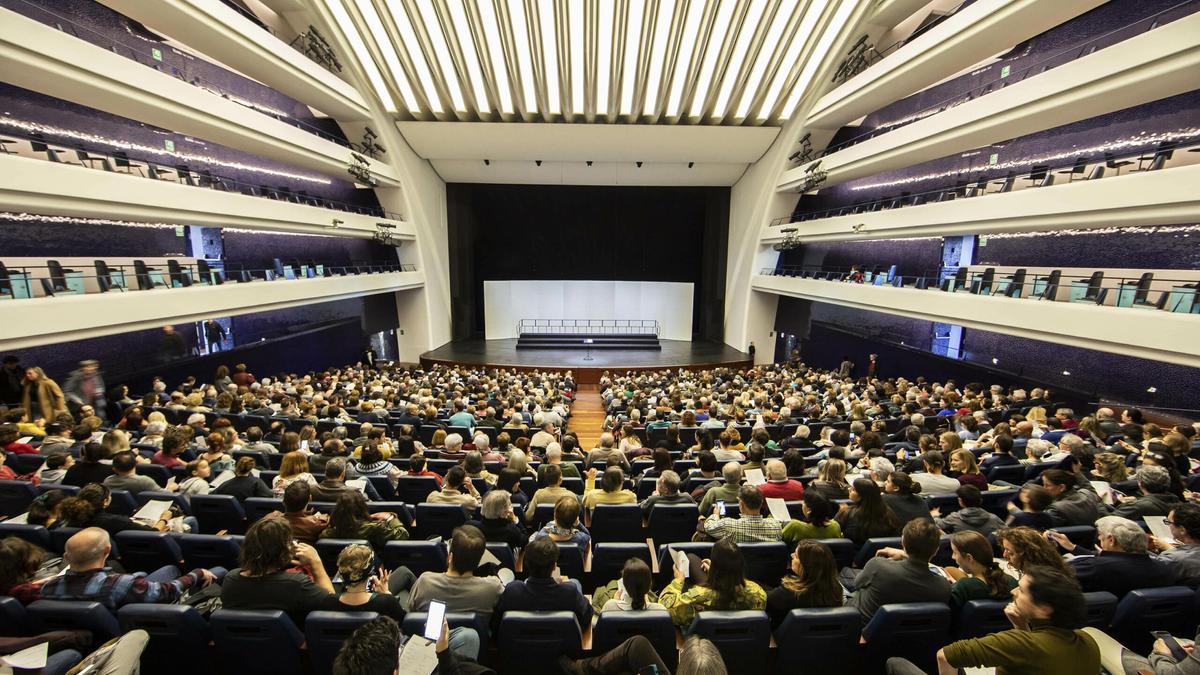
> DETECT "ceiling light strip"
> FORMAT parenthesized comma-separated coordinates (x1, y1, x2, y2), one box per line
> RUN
(323, 0, 398, 112)
(641, 0, 677, 118)
(628, 0, 661, 121)
(411, 0, 469, 114)
(503, 0, 540, 117)
(699, 0, 754, 121)
(687, 0, 736, 119)
(568, 0, 586, 118)
(469, 0, 516, 116)
(664, 0, 709, 122)
(533, 0, 561, 116)
(741, 0, 811, 123)
(762, 0, 832, 122)
(726, 0, 797, 124)
(383, 0, 449, 116)
(354, 0, 421, 113)
(779, 0, 861, 121)
(594, 0, 614, 120)
(445, 0, 495, 118)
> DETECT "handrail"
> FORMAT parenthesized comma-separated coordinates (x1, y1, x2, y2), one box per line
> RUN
(0, 127, 405, 221)
(8, 0, 353, 147)
(771, 141, 1195, 226)
(515, 319, 661, 336)
(818, 1, 1194, 157)
(758, 265, 1200, 312)
(0, 259, 417, 299)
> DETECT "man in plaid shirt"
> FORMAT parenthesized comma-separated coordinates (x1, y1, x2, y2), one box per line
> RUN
(702, 485, 783, 543)
(36, 528, 219, 610)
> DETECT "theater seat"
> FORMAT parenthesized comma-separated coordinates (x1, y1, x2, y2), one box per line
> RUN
(775, 607, 861, 674)
(114, 531, 183, 573)
(817, 538, 856, 569)
(593, 610, 677, 669)
(118, 604, 212, 675)
(590, 543, 653, 584)
(987, 463, 1027, 484)
(484, 542, 517, 572)
(740, 542, 790, 587)
(415, 502, 469, 539)
(1084, 591, 1119, 628)
(688, 610, 772, 675)
(0, 596, 28, 636)
(648, 503, 699, 546)
(589, 504, 644, 543)
(1110, 586, 1195, 654)
(403, 611, 491, 649)
(27, 599, 121, 644)
(305, 611, 379, 675)
(531, 503, 557, 529)
(243, 497, 283, 523)
(861, 603, 952, 674)
(178, 533, 242, 571)
(395, 476, 441, 505)
(556, 542, 586, 580)
(0, 480, 38, 517)
(498, 611, 582, 673)
(956, 599, 1010, 639)
(190, 494, 247, 534)
(656, 543, 713, 584)
(854, 537, 903, 568)
(1054, 525, 1097, 551)
(210, 609, 305, 675)
(0, 522, 51, 550)
(381, 540, 448, 576)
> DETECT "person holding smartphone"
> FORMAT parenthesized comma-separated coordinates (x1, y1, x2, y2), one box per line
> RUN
(334, 544, 405, 621)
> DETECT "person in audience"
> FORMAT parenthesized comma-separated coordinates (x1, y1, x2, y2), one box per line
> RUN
(837, 478, 901, 546)
(221, 517, 335, 625)
(0, 423, 36, 455)
(596, 558, 665, 613)
(465, 490, 526, 550)
(934, 485, 1006, 538)
(322, 492, 408, 547)
(279, 481, 329, 545)
(782, 490, 843, 544)
(1048, 515, 1175, 597)
(426, 466, 481, 510)
(698, 462, 744, 516)
(214, 455, 273, 502)
(150, 433, 187, 470)
(585, 433, 631, 471)
(951, 449, 988, 490)
(882, 471, 932, 525)
(538, 446, 581, 482)
(702, 484, 783, 543)
(713, 430, 746, 462)
(847, 518, 952, 624)
(407, 525, 504, 620)
(0, 535, 66, 604)
(401, 453, 443, 486)
(660, 537, 767, 627)
(102, 451, 160, 495)
(1090, 451, 1129, 485)
(21, 366, 67, 424)
(244, 426, 276, 454)
(640, 470, 695, 515)
(332, 616, 488, 675)
(497, 536, 591, 624)
(32, 527, 217, 610)
(312, 457, 378, 501)
(308, 438, 346, 475)
(463, 451, 497, 485)
(583, 466, 637, 510)
(809, 458, 850, 500)
(1148, 503, 1200, 585)
(1042, 469, 1103, 527)
(505, 449, 538, 478)
(887, 566, 1100, 675)
(759, 459, 805, 500)
(273, 450, 319, 497)
(62, 442, 113, 487)
(176, 459, 212, 498)
(914, 450, 961, 494)
(58, 483, 174, 535)
(333, 543, 405, 622)
(618, 424, 648, 459)
(526, 464, 579, 520)
(980, 434, 1021, 475)
(493, 468, 530, 519)
(766, 539, 843, 629)
(531, 496, 591, 550)
(36, 453, 72, 484)
(996, 526, 1074, 578)
(1006, 484, 1055, 530)
(1111, 464, 1180, 520)
(438, 433, 467, 461)
(944, 530, 1017, 611)
(636, 447, 673, 481)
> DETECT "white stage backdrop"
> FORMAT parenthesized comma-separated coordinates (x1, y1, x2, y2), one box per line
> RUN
(484, 280, 694, 340)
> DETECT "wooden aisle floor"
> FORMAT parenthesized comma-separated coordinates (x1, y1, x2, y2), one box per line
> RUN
(569, 384, 605, 449)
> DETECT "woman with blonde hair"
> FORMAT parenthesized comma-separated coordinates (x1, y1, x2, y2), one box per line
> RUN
(810, 458, 850, 500)
(1091, 452, 1128, 484)
(995, 526, 1073, 577)
(272, 451, 318, 497)
(939, 431, 964, 454)
(21, 367, 66, 423)
(333, 543, 405, 620)
(950, 448, 987, 490)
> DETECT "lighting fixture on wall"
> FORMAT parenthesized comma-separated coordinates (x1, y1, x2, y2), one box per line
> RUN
(1147, 386, 1157, 393)
(1062, 371, 1071, 376)
(330, 218, 344, 229)
(687, 162, 694, 168)
(851, 223, 865, 233)
(535, 160, 542, 166)
(483, 159, 490, 166)
(347, 152, 377, 187)
(636, 161, 643, 168)
(356, 126, 386, 159)
(373, 222, 400, 246)
(586, 161, 593, 167)
(992, 358, 998, 364)
(291, 24, 342, 73)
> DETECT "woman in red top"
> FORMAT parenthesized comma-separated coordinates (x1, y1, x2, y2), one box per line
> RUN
(0, 423, 37, 454)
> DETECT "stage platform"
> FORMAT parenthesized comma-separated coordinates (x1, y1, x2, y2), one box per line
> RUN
(419, 339, 753, 384)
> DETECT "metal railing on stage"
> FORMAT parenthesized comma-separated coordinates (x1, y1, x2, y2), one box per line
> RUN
(515, 319, 660, 335)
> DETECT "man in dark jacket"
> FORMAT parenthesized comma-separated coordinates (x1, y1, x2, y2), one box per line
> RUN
(495, 536, 591, 625)
(934, 485, 1006, 538)
(1050, 516, 1176, 598)
(1, 355, 25, 407)
(1042, 470, 1103, 527)
(1111, 465, 1180, 520)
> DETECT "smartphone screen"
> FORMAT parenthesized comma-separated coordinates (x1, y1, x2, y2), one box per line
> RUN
(716, 501, 726, 516)
(1152, 631, 1189, 661)
(424, 601, 446, 641)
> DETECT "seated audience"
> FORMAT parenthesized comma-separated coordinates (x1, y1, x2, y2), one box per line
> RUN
(945, 530, 1017, 611)
(213, 455, 274, 502)
(640, 470, 695, 515)
(1006, 485, 1055, 530)
(497, 536, 591, 624)
(102, 451, 160, 494)
(996, 526, 1075, 578)
(150, 433, 186, 470)
(1111, 465, 1180, 520)
(63, 442, 113, 487)
(583, 466, 637, 510)
(526, 464, 578, 520)
(883, 471, 931, 525)
(272, 450, 318, 497)
(1149, 503, 1200, 585)
(312, 457, 379, 501)
(280, 481, 330, 545)
(758, 459, 805, 500)
(58, 483, 172, 535)
(847, 518, 952, 624)
(333, 543, 405, 621)
(321, 492, 409, 547)
(782, 491, 843, 544)
(935, 485, 1006, 538)
(585, 433, 630, 471)
(221, 517, 335, 625)
(176, 458, 212, 498)
(766, 539, 843, 629)
(660, 537, 767, 627)
(1049, 515, 1175, 597)
(538, 446, 581, 482)
(531, 496, 592, 550)
(426, 466, 482, 510)
(702, 484, 783, 543)
(465, 490, 526, 550)
(1042, 469, 1103, 527)
(914, 450, 961, 494)
(407, 525, 504, 619)
(836, 477, 901, 546)
(951, 449, 988, 490)
(401, 453, 443, 485)
(808, 458, 850, 501)
(698, 463, 744, 516)
(595, 558, 665, 613)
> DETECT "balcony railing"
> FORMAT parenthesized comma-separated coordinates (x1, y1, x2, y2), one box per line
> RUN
(5, 0, 353, 147)
(772, 141, 1198, 225)
(813, 1, 1196, 162)
(515, 319, 661, 336)
(759, 265, 1200, 314)
(0, 258, 416, 300)
(0, 128, 403, 221)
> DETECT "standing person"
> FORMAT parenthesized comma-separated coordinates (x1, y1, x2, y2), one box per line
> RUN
(231, 363, 256, 387)
(362, 346, 376, 368)
(747, 342, 756, 358)
(1, 355, 25, 406)
(160, 325, 186, 362)
(62, 360, 106, 421)
(838, 356, 854, 378)
(867, 354, 880, 377)
(21, 366, 67, 423)
(203, 320, 226, 353)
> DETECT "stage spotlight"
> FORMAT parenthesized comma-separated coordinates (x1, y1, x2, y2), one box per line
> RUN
(636, 161, 643, 168)
(484, 159, 490, 166)
(586, 160, 593, 167)
(535, 160, 542, 166)
(687, 162, 694, 168)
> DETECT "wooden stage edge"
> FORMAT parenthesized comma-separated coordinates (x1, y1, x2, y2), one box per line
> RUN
(418, 338, 753, 385)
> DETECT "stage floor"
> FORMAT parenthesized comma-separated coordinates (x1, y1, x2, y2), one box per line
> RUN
(419, 339, 752, 379)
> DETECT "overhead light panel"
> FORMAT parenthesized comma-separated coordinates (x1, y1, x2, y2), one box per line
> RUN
(569, 0, 585, 115)
(507, 0, 539, 113)
(642, 0, 678, 114)
(324, 0, 396, 111)
(689, 0, 737, 118)
(759, 0, 826, 121)
(713, 0, 767, 118)
(385, 0, 442, 113)
(477, 0, 515, 114)
(353, 0, 418, 111)
(782, 0, 857, 117)
(446, 0, 491, 113)
(537, 0, 561, 115)
(665, 0, 707, 118)
(619, 0, 644, 115)
(595, 0, 614, 115)
(736, 0, 798, 119)
(414, 0, 467, 111)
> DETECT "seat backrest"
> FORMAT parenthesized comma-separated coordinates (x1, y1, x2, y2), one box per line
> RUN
(555, 542, 585, 579)
(304, 611, 379, 675)
(590, 542, 652, 582)
(28, 599, 121, 643)
(315, 538, 367, 576)
(0, 596, 28, 636)
(498, 611, 582, 671)
(210, 609, 305, 675)
(854, 537, 903, 568)
(114, 530, 184, 573)
(689, 610, 772, 675)
(178, 533, 243, 570)
(395, 475, 441, 505)
(589, 504, 644, 543)
(380, 540, 448, 576)
(0, 523, 51, 550)
(817, 538, 856, 569)
(118, 604, 212, 675)
(647, 503, 700, 546)
(861, 602, 952, 674)
(414, 502, 469, 539)
(740, 542, 790, 587)
(243, 497, 283, 523)
(956, 599, 1010, 640)
(592, 611, 676, 669)
(775, 607, 861, 673)
(190, 494, 247, 534)
(1111, 586, 1195, 653)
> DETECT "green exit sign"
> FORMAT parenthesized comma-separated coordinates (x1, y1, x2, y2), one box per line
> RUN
(978, 236, 989, 247)
(1000, 65, 1010, 78)
(151, 47, 163, 61)
(988, 153, 999, 165)
(174, 225, 186, 237)
(164, 139, 175, 152)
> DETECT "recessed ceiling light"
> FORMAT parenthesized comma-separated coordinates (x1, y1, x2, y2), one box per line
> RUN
(537, 0, 561, 115)
(383, 0, 441, 113)
(477, 0, 514, 114)
(642, 0, 678, 115)
(619, 0, 645, 116)
(325, 0, 396, 111)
